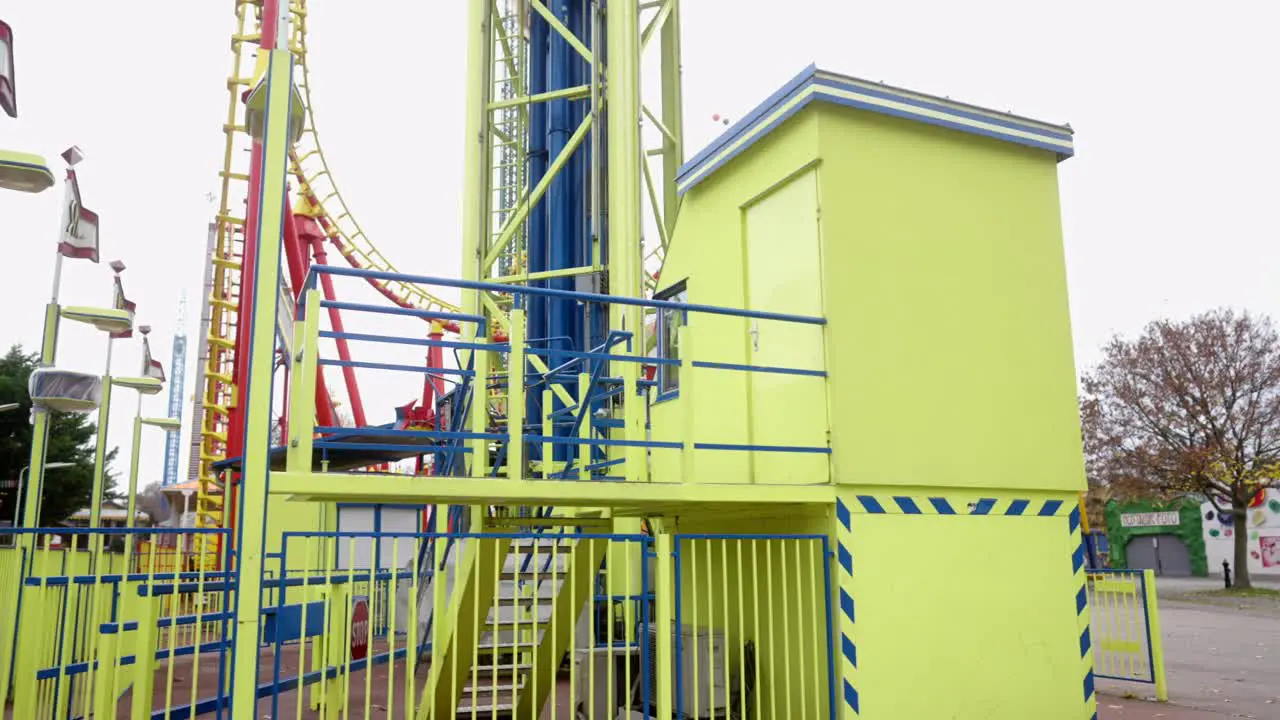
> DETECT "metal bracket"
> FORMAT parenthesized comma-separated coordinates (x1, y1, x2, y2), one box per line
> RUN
(575, 271, 605, 294)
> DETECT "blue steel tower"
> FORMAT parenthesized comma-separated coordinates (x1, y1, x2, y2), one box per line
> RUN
(460, 0, 684, 479)
(161, 294, 188, 486)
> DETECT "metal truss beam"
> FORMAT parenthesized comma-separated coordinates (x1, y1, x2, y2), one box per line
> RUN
(268, 471, 837, 509)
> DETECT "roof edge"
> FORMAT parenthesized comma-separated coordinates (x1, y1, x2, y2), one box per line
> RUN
(676, 66, 1074, 196)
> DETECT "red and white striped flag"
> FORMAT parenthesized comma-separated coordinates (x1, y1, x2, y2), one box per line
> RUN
(109, 275, 137, 339)
(141, 335, 165, 382)
(57, 169, 99, 262)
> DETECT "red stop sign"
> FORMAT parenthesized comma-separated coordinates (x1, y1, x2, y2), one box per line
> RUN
(350, 597, 369, 661)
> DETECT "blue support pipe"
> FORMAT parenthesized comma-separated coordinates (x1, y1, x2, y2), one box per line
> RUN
(528, 13, 549, 300)
(546, 0, 588, 465)
(547, 0, 576, 358)
(528, 10, 549, 462)
(569, 0, 589, 349)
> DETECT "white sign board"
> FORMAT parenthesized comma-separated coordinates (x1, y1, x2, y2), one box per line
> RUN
(1120, 511, 1180, 528)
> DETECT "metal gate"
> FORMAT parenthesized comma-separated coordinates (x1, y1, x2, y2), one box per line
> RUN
(1086, 569, 1168, 701)
(261, 528, 655, 719)
(672, 534, 837, 720)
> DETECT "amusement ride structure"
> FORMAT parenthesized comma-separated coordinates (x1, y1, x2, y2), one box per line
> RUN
(192, 0, 682, 556)
(161, 295, 187, 486)
(1, 0, 1117, 717)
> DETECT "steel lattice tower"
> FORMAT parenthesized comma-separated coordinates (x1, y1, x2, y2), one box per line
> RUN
(161, 294, 188, 485)
(460, 0, 684, 477)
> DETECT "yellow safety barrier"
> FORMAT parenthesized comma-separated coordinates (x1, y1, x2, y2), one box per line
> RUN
(5, 525, 835, 717)
(2, 528, 234, 719)
(249, 527, 834, 719)
(673, 534, 835, 720)
(1086, 569, 1168, 701)
(266, 529, 647, 719)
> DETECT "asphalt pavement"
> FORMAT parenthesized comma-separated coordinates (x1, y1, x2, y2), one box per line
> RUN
(1096, 575, 1280, 719)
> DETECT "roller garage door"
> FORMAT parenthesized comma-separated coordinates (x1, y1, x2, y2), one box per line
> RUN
(1125, 534, 1192, 576)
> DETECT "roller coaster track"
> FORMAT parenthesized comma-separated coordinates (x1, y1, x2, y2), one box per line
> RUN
(195, 0, 461, 537)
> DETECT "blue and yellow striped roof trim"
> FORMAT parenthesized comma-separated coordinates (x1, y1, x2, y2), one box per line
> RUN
(676, 65, 1074, 195)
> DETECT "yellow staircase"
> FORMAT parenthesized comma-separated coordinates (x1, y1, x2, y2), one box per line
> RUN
(420, 525, 615, 719)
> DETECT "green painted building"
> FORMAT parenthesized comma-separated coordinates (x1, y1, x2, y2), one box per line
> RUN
(1105, 497, 1208, 577)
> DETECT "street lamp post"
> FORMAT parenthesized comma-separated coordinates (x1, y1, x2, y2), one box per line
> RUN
(125, 415, 182, 529)
(112, 325, 174, 567)
(89, 260, 132, 528)
(20, 147, 99, 533)
(0, 21, 56, 194)
(12, 461, 73, 530)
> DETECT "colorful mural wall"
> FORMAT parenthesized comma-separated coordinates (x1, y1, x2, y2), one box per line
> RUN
(1201, 488, 1280, 575)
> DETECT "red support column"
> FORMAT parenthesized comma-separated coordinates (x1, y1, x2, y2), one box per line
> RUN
(298, 215, 367, 427)
(283, 210, 338, 429)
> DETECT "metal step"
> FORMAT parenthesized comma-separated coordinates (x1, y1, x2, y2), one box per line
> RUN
(485, 615, 550, 628)
(493, 593, 556, 606)
(420, 660, 532, 677)
(496, 568, 569, 581)
(461, 678, 525, 695)
(509, 540, 576, 554)
(476, 638, 540, 653)
(456, 697, 515, 716)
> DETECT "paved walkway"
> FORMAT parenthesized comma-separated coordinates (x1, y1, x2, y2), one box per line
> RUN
(1096, 575, 1280, 719)
(1153, 576, 1280, 595)
(1098, 694, 1245, 719)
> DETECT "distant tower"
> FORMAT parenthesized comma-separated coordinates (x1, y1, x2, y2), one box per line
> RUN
(162, 293, 188, 486)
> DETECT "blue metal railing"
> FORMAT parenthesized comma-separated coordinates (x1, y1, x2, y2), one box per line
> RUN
(289, 265, 831, 484)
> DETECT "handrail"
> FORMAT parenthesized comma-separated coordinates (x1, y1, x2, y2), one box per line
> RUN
(302, 265, 827, 326)
(285, 273, 832, 484)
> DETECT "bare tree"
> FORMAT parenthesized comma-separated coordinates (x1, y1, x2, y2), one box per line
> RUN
(1081, 309, 1280, 589)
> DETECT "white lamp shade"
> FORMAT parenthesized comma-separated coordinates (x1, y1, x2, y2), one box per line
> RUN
(29, 367, 102, 413)
(0, 150, 54, 193)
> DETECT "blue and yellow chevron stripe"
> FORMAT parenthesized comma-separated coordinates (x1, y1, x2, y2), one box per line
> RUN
(850, 494, 1072, 518)
(835, 498, 858, 716)
(1069, 505, 1098, 719)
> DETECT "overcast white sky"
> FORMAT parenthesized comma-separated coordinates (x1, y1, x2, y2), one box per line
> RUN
(2, 1, 1279, 490)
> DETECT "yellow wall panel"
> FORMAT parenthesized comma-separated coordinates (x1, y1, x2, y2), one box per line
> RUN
(849, 511, 1081, 718)
(657, 98, 1084, 494)
(815, 106, 1085, 493)
(651, 112, 822, 485)
(742, 168, 830, 483)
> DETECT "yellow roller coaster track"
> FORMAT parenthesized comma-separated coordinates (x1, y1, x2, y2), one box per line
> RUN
(196, 0, 461, 541)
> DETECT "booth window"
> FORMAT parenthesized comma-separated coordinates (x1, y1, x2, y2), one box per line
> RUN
(336, 504, 423, 569)
(656, 281, 688, 399)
